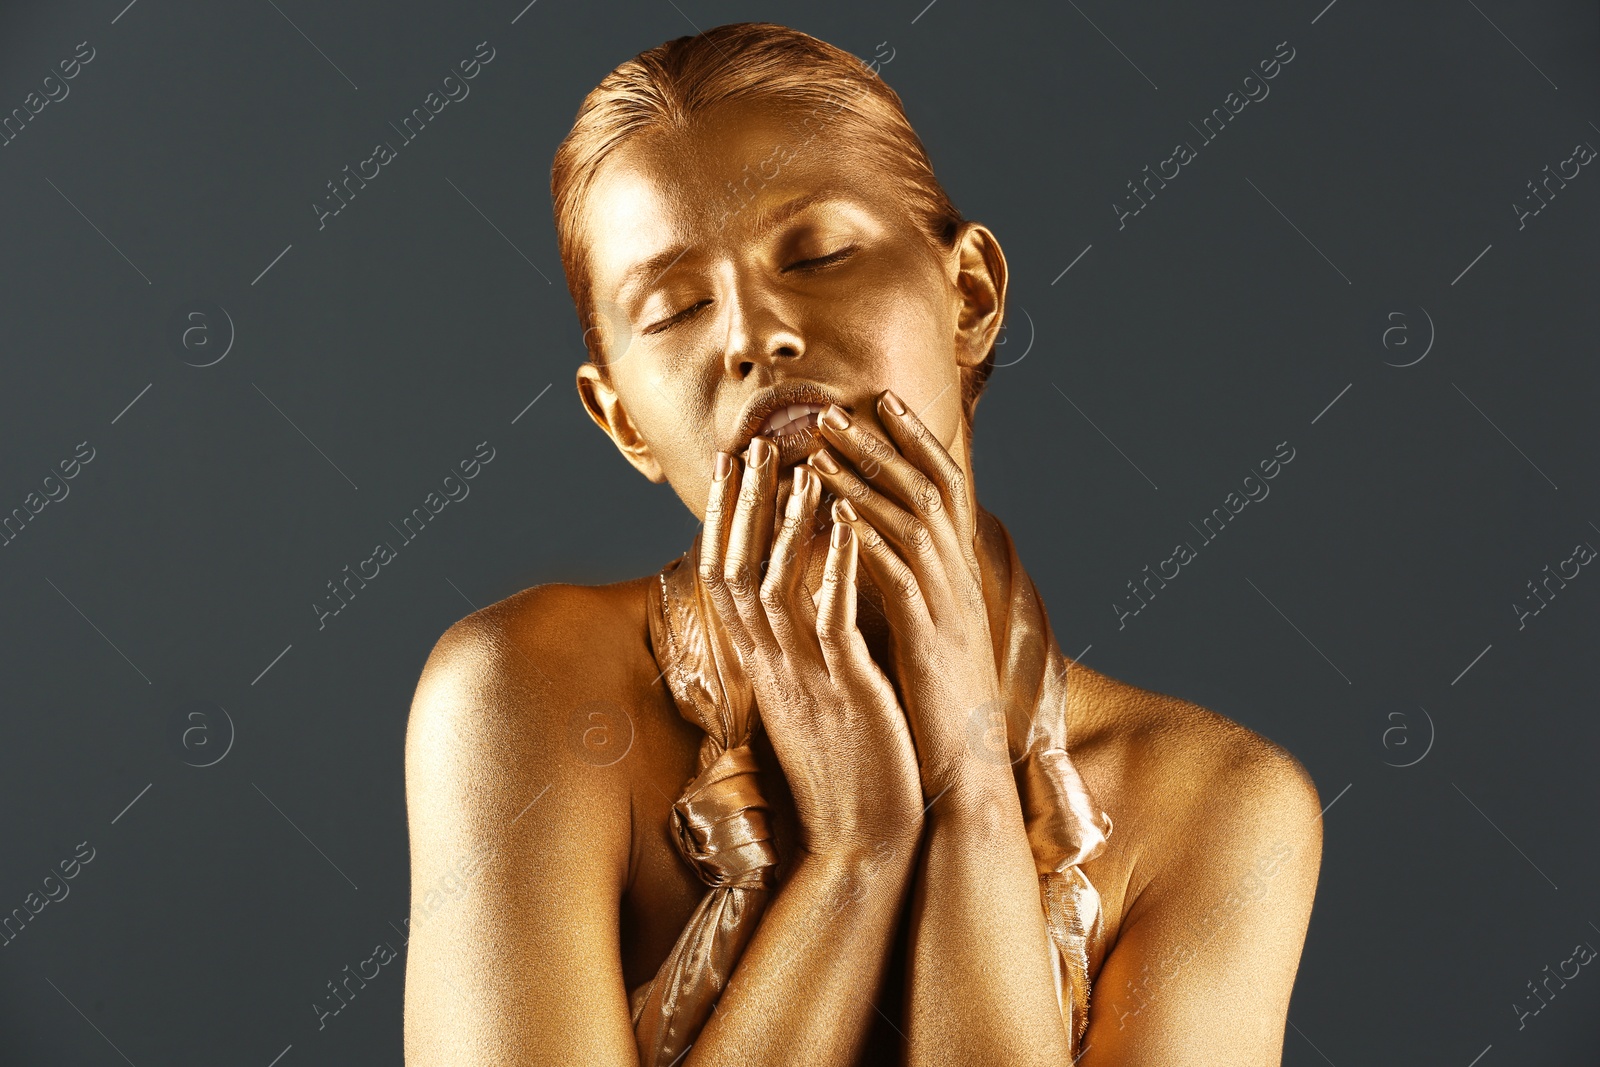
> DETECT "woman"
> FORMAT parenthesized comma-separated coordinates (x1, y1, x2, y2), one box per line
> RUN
(403, 22, 1321, 1067)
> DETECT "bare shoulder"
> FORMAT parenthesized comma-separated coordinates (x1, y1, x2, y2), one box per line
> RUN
(410, 578, 654, 720)
(1069, 664, 1323, 1064)
(408, 577, 659, 754)
(403, 575, 682, 841)
(402, 578, 666, 1064)
(1064, 662, 1323, 926)
(404, 575, 660, 856)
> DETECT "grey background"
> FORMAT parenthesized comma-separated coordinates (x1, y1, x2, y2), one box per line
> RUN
(1, 0, 1595, 1063)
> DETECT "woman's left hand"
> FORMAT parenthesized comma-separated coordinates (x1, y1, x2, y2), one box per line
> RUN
(805, 390, 1007, 799)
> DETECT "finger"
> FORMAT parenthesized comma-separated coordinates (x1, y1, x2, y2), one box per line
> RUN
(815, 519, 863, 677)
(698, 451, 757, 658)
(834, 501, 935, 648)
(772, 475, 794, 546)
(873, 391, 978, 567)
(815, 403, 947, 532)
(808, 447, 948, 611)
(723, 436, 781, 652)
(761, 465, 822, 651)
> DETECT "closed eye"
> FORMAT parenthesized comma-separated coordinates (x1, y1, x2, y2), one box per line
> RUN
(784, 245, 857, 272)
(643, 299, 711, 335)
(642, 247, 856, 333)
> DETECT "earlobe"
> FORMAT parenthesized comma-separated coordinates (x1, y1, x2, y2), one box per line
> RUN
(952, 223, 1008, 369)
(575, 364, 667, 483)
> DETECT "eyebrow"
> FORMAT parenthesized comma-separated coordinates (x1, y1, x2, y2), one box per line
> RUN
(615, 191, 843, 302)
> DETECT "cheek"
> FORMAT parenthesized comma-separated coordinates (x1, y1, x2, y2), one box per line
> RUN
(628, 371, 725, 510)
(848, 276, 962, 432)
(644, 392, 717, 464)
(616, 358, 715, 449)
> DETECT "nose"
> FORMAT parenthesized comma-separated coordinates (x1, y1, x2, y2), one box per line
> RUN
(719, 267, 804, 380)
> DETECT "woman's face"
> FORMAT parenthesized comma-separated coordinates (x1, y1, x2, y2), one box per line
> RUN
(574, 96, 1002, 519)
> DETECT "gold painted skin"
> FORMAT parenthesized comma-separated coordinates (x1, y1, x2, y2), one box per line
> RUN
(403, 95, 1323, 1065)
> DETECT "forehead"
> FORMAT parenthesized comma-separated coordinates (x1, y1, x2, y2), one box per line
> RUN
(577, 98, 904, 294)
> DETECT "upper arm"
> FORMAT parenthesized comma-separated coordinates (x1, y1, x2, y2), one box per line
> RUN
(1078, 720, 1322, 1067)
(401, 589, 639, 1066)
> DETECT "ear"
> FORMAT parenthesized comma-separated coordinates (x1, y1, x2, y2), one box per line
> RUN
(575, 363, 666, 483)
(950, 222, 1008, 370)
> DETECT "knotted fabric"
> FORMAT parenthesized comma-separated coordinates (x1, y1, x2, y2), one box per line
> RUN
(629, 510, 1113, 1064)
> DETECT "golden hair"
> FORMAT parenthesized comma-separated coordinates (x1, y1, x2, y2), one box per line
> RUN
(550, 22, 997, 424)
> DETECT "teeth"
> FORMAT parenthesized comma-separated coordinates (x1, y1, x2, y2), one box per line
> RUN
(759, 403, 822, 437)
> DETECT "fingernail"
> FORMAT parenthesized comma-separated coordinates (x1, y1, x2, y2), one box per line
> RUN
(833, 498, 859, 523)
(713, 451, 733, 481)
(809, 449, 840, 475)
(881, 390, 907, 416)
(832, 521, 851, 548)
(787, 477, 809, 516)
(821, 405, 851, 431)
(749, 437, 772, 468)
(793, 465, 812, 494)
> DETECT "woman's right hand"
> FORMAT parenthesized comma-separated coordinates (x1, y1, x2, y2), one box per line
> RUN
(698, 436, 925, 866)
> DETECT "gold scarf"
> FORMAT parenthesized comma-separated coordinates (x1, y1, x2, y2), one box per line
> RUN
(630, 511, 1113, 1064)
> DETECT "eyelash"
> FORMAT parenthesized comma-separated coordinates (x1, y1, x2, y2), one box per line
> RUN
(643, 246, 858, 335)
(784, 245, 858, 273)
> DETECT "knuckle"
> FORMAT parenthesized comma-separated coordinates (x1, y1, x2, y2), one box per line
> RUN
(904, 520, 932, 552)
(893, 568, 920, 602)
(914, 479, 944, 516)
(860, 434, 893, 461)
(730, 632, 758, 662)
(724, 561, 754, 595)
(759, 580, 786, 612)
(944, 468, 967, 500)
(697, 560, 724, 587)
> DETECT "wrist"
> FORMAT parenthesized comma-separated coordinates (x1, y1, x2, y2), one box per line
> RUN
(795, 837, 918, 905)
(922, 752, 1023, 831)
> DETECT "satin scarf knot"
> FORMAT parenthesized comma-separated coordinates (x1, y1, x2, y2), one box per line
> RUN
(671, 745, 780, 890)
